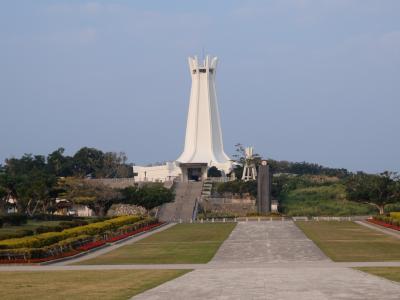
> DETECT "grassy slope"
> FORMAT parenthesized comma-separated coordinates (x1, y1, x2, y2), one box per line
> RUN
(76, 223, 236, 265)
(281, 184, 377, 216)
(0, 270, 189, 300)
(296, 221, 400, 261)
(356, 267, 400, 283)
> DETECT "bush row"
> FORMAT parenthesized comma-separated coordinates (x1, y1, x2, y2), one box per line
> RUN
(35, 220, 90, 234)
(0, 214, 28, 226)
(390, 212, 400, 220)
(373, 215, 400, 227)
(0, 215, 142, 249)
(0, 230, 34, 241)
(0, 214, 109, 229)
(0, 220, 91, 240)
(0, 234, 93, 260)
(0, 218, 159, 261)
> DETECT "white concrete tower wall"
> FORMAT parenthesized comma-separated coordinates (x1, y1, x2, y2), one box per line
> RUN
(176, 55, 231, 173)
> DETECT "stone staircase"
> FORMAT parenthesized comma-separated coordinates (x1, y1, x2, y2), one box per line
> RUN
(158, 181, 203, 222)
(201, 179, 213, 198)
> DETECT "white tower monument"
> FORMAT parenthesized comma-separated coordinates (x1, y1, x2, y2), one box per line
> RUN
(176, 55, 232, 181)
(133, 55, 232, 182)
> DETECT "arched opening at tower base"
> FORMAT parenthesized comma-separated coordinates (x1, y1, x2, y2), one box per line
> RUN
(179, 163, 208, 182)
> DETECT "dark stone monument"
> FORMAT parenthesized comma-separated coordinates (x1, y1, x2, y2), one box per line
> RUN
(257, 160, 272, 213)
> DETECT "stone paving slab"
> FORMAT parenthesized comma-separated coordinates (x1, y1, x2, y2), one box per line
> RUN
(211, 221, 329, 264)
(132, 267, 400, 300)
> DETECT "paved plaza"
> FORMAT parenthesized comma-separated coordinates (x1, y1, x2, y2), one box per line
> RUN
(133, 221, 400, 300)
(211, 221, 328, 264)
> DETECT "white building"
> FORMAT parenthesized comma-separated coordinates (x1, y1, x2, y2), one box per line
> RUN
(134, 55, 232, 182)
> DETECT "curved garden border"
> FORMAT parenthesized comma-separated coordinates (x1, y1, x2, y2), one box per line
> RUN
(0, 221, 164, 264)
(367, 218, 400, 231)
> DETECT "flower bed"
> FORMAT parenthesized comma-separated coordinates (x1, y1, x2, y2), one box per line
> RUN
(367, 218, 400, 231)
(0, 219, 163, 264)
(77, 240, 107, 252)
(105, 223, 162, 243)
(0, 250, 81, 264)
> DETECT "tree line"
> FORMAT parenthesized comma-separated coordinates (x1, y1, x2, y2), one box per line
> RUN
(231, 143, 400, 214)
(0, 147, 173, 216)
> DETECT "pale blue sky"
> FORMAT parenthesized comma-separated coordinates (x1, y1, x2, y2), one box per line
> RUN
(1, 0, 399, 173)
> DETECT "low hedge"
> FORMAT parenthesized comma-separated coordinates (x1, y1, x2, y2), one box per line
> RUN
(1, 214, 28, 226)
(0, 215, 142, 249)
(0, 234, 93, 260)
(0, 218, 160, 262)
(0, 230, 34, 241)
(35, 225, 64, 234)
(116, 218, 157, 234)
(374, 215, 400, 227)
(59, 220, 88, 229)
(35, 220, 90, 234)
(390, 212, 400, 220)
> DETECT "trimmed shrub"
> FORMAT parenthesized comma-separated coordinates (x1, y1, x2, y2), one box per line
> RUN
(390, 212, 400, 220)
(0, 215, 143, 249)
(30, 214, 74, 221)
(35, 225, 63, 234)
(2, 214, 28, 226)
(0, 234, 93, 260)
(0, 229, 34, 241)
(0, 219, 160, 262)
(59, 220, 89, 230)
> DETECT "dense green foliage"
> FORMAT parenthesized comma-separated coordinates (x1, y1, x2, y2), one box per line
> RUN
(207, 166, 222, 177)
(59, 178, 123, 216)
(267, 159, 349, 178)
(120, 183, 174, 211)
(280, 184, 377, 216)
(390, 212, 400, 219)
(0, 215, 142, 249)
(231, 143, 350, 179)
(346, 171, 400, 214)
(374, 214, 400, 227)
(214, 180, 257, 198)
(275, 174, 377, 216)
(0, 147, 134, 216)
(1, 214, 28, 226)
(0, 229, 34, 241)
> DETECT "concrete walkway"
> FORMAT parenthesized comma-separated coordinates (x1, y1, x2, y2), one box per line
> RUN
(211, 221, 328, 264)
(133, 221, 400, 300)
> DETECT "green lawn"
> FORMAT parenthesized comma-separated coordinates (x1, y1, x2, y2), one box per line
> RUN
(357, 267, 400, 283)
(76, 223, 236, 264)
(296, 221, 400, 261)
(0, 270, 189, 300)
